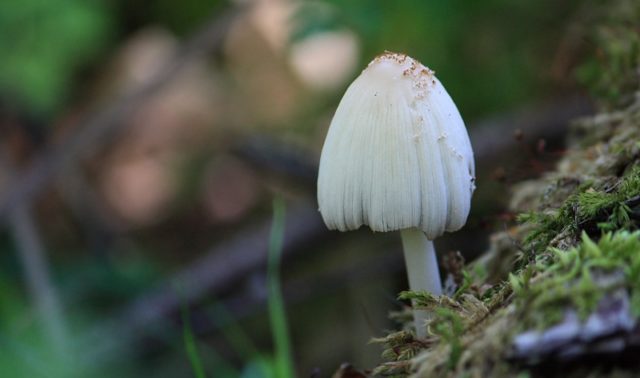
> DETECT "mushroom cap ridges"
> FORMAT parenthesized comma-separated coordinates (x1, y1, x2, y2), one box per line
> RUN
(317, 52, 475, 239)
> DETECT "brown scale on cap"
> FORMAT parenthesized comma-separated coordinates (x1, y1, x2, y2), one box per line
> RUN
(365, 52, 440, 104)
(366, 51, 436, 79)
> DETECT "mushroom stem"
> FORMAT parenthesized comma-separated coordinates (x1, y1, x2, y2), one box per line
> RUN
(400, 228, 442, 338)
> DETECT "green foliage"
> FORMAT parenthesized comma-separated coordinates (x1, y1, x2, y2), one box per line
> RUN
(174, 199, 292, 377)
(384, 290, 489, 372)
(0, 273, 135, 378)
(397, 290, 438, 307)
(266, 197, 295, 378)
(371, 331, 418, 375)
(375, 330, 421, 362)
(508, 264, 534, 296)
(294, 0, 582, 118)
(398, 290, 490, 324)
(429, 308, 464, 370)
(181, 303, 207, 378)
(519, 165, 640, 255)
(128, 0, 226, 36)
(0, 0, 112, 116)
(452, 270, 473, 300)
(178, 198, 294, 378)
(574, 0, 640, 106)
(513, 230, 640, 329)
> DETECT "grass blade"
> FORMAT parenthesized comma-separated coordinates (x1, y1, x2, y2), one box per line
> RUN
(181, 301, 207, 378)
(267, 197, 295, 378)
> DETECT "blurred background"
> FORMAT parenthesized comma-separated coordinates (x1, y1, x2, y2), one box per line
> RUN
(0, 0, 600, 376)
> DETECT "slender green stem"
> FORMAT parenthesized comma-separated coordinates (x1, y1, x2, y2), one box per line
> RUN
(400, 228, 442, 338)
(180, 301, 207, 378)
(267, 197, 295, 378)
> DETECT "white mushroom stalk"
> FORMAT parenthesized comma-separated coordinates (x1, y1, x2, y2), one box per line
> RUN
(317, 52, 475, 338)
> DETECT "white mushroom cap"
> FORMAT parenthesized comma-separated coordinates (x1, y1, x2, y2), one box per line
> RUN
(317, 52, 475, 240)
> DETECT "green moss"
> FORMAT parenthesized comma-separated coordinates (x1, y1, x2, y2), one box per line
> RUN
(513, 231, 640, 329)
(518, 165, 640, 258)
(429, 308, 464, 370)
(371, 330, 422, 376)
(574, 0, 640, 107)
(371, 290, 491, 375)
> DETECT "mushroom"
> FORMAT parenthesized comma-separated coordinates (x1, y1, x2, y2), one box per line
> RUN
(317, 52, 475, 338)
